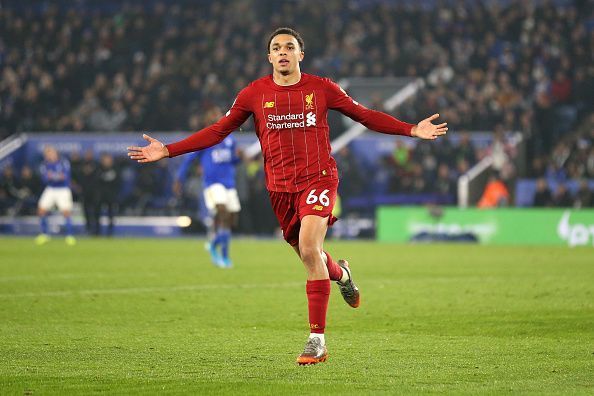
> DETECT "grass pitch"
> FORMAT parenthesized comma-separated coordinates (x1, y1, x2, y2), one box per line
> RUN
(0, 238, 592, 394)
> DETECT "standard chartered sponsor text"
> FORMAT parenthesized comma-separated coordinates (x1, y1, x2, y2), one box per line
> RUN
(267, 113, 305, 129)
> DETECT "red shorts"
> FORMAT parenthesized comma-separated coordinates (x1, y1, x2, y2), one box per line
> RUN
(268, 178, 339, 246)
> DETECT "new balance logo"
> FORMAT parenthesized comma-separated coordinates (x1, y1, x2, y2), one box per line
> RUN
(264, 101, 275, 108)
(312, 205, 323, 211)
(306, 112, 316, 127)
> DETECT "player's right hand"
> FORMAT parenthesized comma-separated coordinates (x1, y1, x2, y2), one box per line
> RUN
(127, 134, 169, 163)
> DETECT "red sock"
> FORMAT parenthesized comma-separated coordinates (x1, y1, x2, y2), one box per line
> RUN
(323, 250, 343, 281)
(306, 279, 331, 334)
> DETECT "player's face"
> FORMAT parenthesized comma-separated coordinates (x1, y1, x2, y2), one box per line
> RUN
(268, 34, 304, 76)
(44, 147, 58, 162)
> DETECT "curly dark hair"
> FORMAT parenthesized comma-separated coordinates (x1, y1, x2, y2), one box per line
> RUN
(267, 27, 305, 52)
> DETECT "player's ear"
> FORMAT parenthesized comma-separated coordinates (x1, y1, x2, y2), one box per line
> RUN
(299, 51, 304, 62)
(268, 53, 273, 64)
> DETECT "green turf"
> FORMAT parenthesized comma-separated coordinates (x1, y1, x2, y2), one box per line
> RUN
(0, 238, 592, 394)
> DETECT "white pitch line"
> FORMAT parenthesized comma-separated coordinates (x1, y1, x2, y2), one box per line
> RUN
(0, 272, 162, 282)
(0, 281, 305, 299)
(0, 272, 162, 283)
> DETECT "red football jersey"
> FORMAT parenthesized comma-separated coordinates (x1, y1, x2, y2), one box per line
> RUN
(166, 73, 414, 193)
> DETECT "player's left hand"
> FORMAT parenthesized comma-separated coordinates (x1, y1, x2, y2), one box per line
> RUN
(411, 114, 448, 140)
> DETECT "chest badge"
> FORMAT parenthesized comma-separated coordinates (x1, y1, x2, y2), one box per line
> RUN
(305, 93, 314, 110)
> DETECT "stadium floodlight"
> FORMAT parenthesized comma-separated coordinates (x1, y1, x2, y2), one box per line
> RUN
(176, 216, 192, 227)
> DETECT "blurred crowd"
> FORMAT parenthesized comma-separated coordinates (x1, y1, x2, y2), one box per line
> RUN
(524, 112, 594, 208)
(532, 177, 593, 208)
(1, 0, 593, 212)
(389, 0, 593, 204)
(334, 134, 479, 204)
(0, 152, 125, 227)
(0, 145, 280, 234)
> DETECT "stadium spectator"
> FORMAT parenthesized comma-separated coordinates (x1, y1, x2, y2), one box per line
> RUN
(478, 172, 510, 208)
(489, 127, 515, 176)
(0, 164, 41, 215)
(0, 183, 9, 215)
(551, 71, 572, 105)
(552, 184, 573, 208)
(76, 151, 100, 235)
(124, 160, 172, 215)
(435, 163, 456, 199)
(573, 180, 593, 209)
(533, 178, 554, 207)
(0, 166, 19, 215)
(334, 146, 364, 201)
(14, 165, 42, 215)
(588, 147, 594, 179)
(96, 154, 120, 236)
(454, 133, 477, 166)
(391, 140, 410, 169)
(244, 154, 277, 235)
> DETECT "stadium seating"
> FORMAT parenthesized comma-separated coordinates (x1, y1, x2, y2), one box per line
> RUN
(0, 0, 592, 219)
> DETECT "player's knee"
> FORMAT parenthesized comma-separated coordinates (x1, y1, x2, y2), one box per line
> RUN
(215, 205, 227, 216)
(217, 206, 231, 224)
(299, 244, 322, 267)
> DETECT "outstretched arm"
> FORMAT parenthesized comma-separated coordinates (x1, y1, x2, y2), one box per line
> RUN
(325, 79, 447, 139)
(127, 111, 248, 163)
(128, 87, 252, 163)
